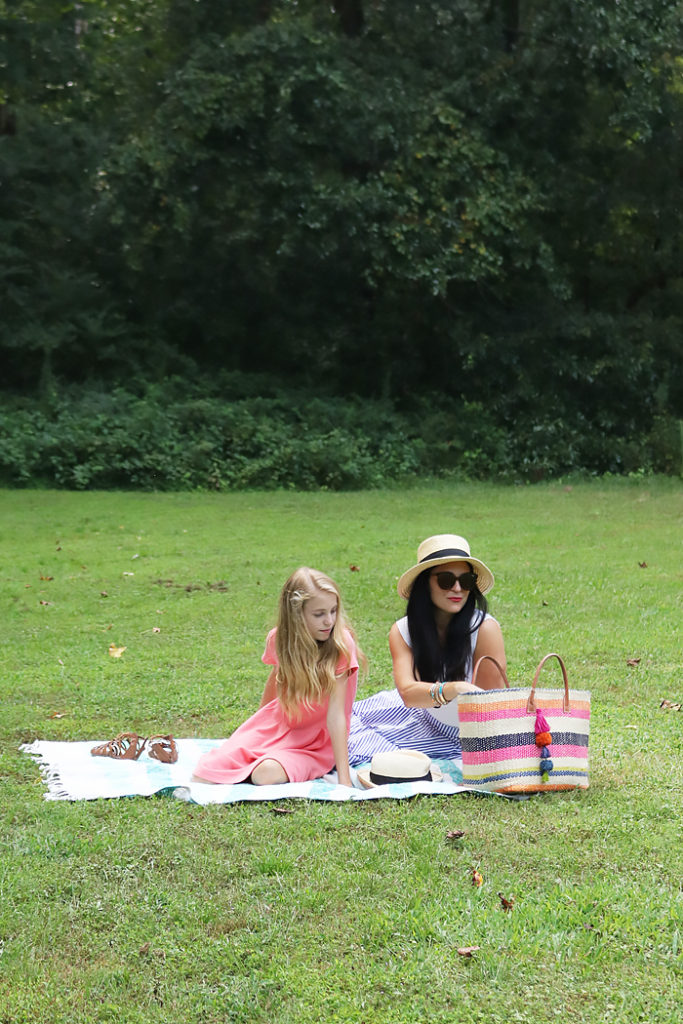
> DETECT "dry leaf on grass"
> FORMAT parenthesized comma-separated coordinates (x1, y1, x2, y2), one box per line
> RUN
(498, 892, 515, 911)
(456, 946, 480, 957)
(271, 806, 296, 815)
(108, 643, 127, 658)
(626, 657, 641, 666)
(349, 564, 360, 572)
(471, 867, 483, 887)
(446, 830, 466, 841)
(660, 699, 682, 711)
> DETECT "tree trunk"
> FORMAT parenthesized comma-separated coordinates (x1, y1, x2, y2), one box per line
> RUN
(333, 1, 364, 38)
(503, 0, 520, 52)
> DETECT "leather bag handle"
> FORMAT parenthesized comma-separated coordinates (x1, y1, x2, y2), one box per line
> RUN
(470, 655, 509, 689)
(527, 652, 570, 713)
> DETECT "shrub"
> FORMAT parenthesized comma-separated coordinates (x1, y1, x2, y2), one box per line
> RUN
(0, 382, 678, 490)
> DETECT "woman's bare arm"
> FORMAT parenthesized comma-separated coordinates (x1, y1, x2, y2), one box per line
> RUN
(470, 618, 507, 689)
(390, 618, 507, 706)
(389, 623, 472, 706)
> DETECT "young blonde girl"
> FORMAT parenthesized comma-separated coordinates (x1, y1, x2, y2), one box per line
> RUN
(192, 568, 363, 787)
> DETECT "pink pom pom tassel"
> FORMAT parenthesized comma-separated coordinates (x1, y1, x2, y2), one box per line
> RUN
(534, 709, 550, 734)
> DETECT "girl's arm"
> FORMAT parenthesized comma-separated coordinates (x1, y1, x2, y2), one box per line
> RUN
(326, 673, 353, 787)
(258, 668, 278, 709)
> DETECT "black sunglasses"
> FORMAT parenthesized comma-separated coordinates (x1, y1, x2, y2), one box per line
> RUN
(431, 570, 478, 592)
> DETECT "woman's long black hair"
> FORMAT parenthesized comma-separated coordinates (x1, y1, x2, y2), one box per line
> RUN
(406, 565, 488, 682)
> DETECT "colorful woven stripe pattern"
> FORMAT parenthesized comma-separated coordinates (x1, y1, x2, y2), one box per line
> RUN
(458, 654, 590, 793)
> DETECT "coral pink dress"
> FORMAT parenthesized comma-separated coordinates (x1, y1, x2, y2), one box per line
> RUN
(194, 628, 359, 784)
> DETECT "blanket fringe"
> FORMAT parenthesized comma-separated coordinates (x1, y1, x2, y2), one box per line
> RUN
(20, 742, 71, 801)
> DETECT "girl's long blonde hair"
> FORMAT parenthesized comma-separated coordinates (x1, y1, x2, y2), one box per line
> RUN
(275, 567, 362, 718)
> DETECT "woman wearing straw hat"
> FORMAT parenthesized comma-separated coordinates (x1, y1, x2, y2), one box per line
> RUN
(348, 534, 506, 764)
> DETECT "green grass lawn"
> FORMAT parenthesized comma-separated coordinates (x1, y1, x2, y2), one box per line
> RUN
(1, 479, 681, 1024)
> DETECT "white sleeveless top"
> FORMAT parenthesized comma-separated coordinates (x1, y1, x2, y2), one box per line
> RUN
(395, 613, 493, 676)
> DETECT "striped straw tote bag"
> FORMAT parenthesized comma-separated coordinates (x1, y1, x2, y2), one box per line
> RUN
(458, 653, 590, 794)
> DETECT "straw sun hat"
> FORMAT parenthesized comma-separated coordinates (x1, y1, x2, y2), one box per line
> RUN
(396, 534, 495, 600)
(356, 749, 444, 789)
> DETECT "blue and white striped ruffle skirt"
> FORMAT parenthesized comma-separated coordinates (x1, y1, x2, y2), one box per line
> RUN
(348, 689, 461, 765)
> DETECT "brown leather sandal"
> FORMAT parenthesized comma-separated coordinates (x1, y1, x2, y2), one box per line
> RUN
(91, 732, 146, 760)
(146, 734, 178, 764)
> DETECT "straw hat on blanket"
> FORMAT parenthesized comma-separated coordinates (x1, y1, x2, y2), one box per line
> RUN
(356, 749, 444, 789)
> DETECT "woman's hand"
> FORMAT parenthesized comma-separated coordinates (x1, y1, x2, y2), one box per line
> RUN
(444, 680, 483, 701)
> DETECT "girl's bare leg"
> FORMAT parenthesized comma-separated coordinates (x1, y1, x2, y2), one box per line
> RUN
(190, 759, 289, 785)
(250, 759, 289, 785)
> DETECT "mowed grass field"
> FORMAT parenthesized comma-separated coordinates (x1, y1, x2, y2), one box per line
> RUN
(1, 479, 681, 1024)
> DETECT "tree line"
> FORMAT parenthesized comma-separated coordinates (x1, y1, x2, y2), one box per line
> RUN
(1, 1, 681, 483)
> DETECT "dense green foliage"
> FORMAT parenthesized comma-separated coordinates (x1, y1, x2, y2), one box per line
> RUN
(0, 377, 679, 489)
(1, 1, 682, 482)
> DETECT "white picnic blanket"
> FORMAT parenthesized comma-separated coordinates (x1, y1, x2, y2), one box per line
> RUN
(20, 738, 478, 804)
